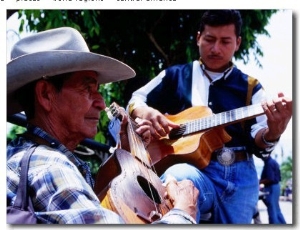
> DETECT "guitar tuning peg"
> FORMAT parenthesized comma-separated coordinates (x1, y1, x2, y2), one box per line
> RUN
(105, 107, 114, 120)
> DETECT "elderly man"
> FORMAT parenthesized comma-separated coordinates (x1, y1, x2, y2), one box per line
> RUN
(7, 27, 198, 224)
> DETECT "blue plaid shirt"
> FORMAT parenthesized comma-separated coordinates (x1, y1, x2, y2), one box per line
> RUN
(7, 125, 195, 224)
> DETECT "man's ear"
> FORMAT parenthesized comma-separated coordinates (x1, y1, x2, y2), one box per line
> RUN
(235, 36, 242, 51)
(35, 80, 55, 112)
(196, 31, 201, 46)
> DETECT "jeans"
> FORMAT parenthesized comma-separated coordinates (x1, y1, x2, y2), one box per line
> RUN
(262, 183, 286, 224)
(160, 156, 258, 224)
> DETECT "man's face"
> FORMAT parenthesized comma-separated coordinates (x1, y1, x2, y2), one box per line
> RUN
(52, 71, 105, 140)
(197, 24, 241, 72)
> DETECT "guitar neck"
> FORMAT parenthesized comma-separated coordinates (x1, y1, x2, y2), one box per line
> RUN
(182, 104, 264, 136)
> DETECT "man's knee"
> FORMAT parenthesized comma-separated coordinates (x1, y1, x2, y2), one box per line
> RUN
(162, 163, 201, 181)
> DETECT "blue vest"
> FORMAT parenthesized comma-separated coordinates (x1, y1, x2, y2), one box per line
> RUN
(147, 62, 193, 114)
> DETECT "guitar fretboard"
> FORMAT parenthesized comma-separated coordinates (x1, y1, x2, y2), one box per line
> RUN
(183, 104, 264, 135)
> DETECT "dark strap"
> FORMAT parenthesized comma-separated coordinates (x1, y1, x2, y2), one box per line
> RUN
(13, 145, 37, 209)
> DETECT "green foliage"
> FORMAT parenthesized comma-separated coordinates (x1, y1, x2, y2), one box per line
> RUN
(280, 156, 293, 187)
(7, 124, 26, 143)
(8, 9, 278, 146)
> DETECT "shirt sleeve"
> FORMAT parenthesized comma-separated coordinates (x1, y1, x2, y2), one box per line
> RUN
(153, 208, 196, 224)
(127, 70, 166, 114)
(250, 88, 268, 138)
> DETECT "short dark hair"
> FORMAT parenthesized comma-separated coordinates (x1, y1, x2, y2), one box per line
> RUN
(198, 10, 243, 37)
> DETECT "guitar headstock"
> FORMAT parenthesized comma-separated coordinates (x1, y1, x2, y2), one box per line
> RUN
(105, 102, 124, 121)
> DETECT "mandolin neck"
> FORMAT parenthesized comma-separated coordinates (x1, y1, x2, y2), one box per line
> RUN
(106, 102, 151, 166)
(127, 119, 152, 167)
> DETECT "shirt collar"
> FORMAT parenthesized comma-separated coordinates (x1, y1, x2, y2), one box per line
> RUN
(199, 58, 234, 80)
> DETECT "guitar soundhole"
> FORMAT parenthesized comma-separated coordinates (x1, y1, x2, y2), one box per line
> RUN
(169, 124, 186, 139)
(137, 176, 161, 204)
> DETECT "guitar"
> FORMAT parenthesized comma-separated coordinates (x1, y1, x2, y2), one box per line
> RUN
(93, 102, 172, 224)
(146, 104, 265, 175)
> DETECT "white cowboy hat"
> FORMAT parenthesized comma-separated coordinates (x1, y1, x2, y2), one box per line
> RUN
(7, 27, 136, 115)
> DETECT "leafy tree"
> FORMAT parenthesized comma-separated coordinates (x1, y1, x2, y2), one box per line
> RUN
(7, 9, 277, 146)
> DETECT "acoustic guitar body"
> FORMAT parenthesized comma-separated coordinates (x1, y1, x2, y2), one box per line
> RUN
(147, 106, 232, 175)
(94, 148, 172, 224)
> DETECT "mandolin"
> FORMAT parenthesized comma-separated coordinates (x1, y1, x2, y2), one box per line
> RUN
(93, 102, 172, 224)
(146, 104, 265, 175)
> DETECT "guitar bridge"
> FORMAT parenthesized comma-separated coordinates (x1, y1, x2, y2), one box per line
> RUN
(169, 124, 186, 139)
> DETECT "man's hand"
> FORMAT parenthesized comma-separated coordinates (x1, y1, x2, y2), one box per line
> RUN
(163, 175, 199, 221)
(134, 117, 152, 147)
(261, 92, 292, 142)
(118, 107, 153, 148)
(131, 106, 180, 139)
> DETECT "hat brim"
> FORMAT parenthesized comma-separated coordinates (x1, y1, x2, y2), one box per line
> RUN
(7, 50, 136, 115)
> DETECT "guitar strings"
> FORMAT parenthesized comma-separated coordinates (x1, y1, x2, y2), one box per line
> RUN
(126, 118, 162, 214)
(181, 103, 265, 135)
(128, 118, 168, 209)
(128, 118, 163, 176)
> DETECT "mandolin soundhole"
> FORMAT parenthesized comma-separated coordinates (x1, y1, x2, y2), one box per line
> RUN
(137, 176, 161, 204)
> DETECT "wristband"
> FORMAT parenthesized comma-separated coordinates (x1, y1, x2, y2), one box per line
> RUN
(261, 128, 279, 152)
